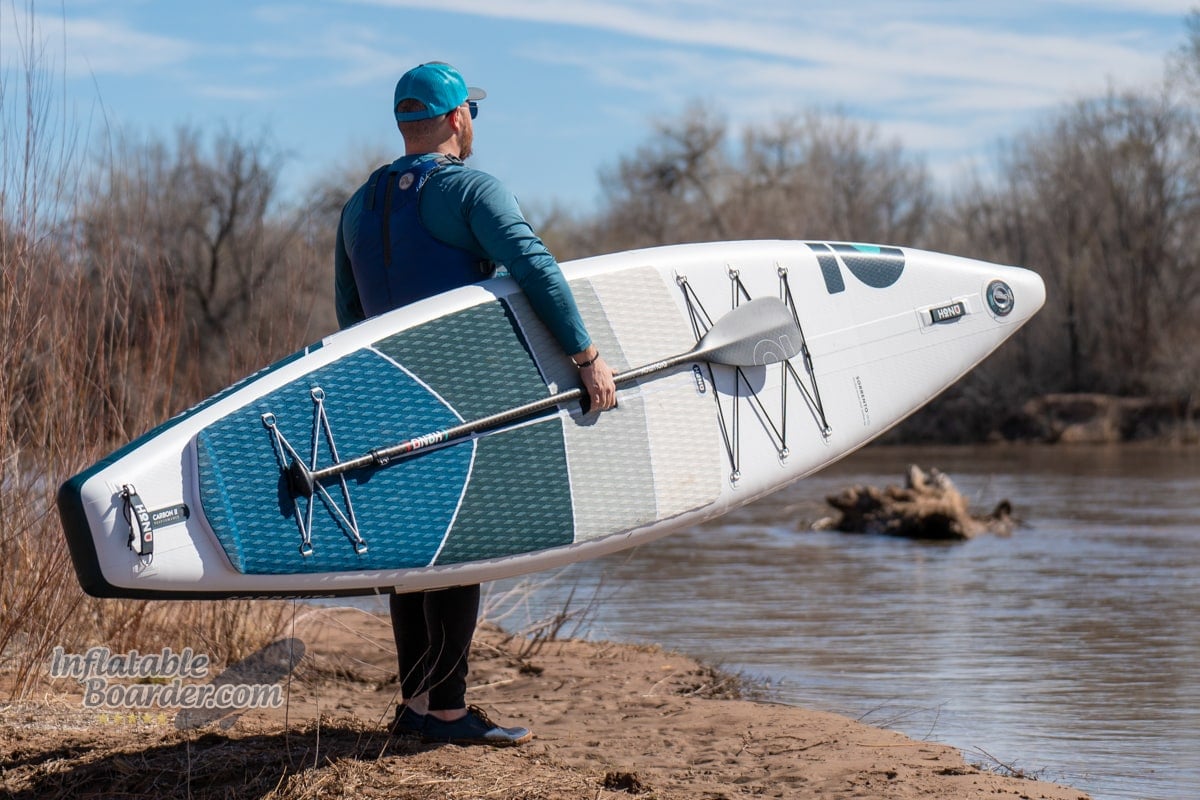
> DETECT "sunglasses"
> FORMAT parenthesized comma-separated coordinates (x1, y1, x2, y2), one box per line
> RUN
(443, 101, 478, 122)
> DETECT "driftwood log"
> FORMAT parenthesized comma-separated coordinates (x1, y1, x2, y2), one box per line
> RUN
(814, 465, 1014, 540)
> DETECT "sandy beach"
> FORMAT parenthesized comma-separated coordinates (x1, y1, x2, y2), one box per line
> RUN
(1, 606, 1091, 799)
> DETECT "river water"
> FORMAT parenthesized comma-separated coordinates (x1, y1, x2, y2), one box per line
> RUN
(475, 444, 1200, 800)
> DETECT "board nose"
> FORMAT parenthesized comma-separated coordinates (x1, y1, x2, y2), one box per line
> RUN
(1021, 268, 1047, 314)
(990, 265, 1046, 323)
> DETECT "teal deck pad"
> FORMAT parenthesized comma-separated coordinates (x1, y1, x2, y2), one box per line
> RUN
(197, 298, 576, 576)
(374, 300, 551, 419)
(433, 421, 573, 565)
(377, 299, 576, 564)
(196, 347, 472, 574)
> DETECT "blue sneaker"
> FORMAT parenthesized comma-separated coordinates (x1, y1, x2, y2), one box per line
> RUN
(422, 706, 533, 746)
(388, 704, 426, 737)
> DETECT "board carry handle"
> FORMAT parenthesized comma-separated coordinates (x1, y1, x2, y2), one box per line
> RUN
(287, 296, 803, 498)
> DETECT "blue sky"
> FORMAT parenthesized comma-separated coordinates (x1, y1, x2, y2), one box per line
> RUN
(2, 1, 1196, 214)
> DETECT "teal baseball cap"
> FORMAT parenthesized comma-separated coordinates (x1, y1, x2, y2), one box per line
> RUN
(394, 62, 486, 122)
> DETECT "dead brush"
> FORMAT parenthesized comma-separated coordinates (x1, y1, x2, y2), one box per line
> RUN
(0, 18, 310, 700)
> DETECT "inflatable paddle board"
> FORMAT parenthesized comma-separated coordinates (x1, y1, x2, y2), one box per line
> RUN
(58, 240, 1045, 599)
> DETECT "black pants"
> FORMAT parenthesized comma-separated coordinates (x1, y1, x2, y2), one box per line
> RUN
(389, 584, 480, 711)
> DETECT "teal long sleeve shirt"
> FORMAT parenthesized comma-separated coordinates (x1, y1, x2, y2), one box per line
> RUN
(334, 155, 591, 355)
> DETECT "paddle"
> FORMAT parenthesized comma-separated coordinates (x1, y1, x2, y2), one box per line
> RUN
(287, 296, 803, 498)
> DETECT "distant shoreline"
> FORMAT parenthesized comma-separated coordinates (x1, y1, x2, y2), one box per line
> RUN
(891, 391, 1200, 446)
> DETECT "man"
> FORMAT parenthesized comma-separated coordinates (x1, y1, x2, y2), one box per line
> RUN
(334, 62, 617, 746)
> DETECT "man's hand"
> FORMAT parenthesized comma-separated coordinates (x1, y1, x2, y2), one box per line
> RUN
(573, 347, 617, 411)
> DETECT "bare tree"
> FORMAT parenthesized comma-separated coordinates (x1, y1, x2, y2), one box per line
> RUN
(594, 104, 732, 250)
(585, 106, 933, 255)
(950, 87, 1200, 397)
(76, 127, 322, 393)
(735, 111, 933, 243)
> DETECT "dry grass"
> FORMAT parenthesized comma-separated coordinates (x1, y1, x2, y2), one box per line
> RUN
(0, 11, 306, 701)
(0, 176, 291, 700)
(0, 712, 640, 800)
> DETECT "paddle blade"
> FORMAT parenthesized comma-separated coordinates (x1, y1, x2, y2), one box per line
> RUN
(695, 297, 803, 366)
